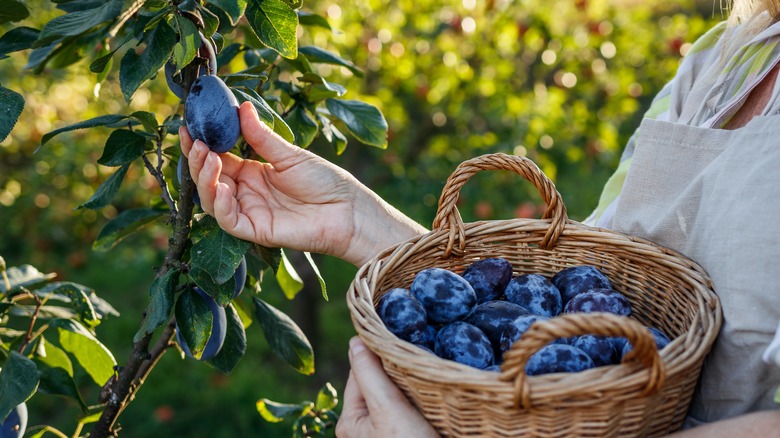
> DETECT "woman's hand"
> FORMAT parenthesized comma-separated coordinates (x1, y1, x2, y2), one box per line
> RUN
(181, 102, 426, 266)
(335, 337, 439, 438)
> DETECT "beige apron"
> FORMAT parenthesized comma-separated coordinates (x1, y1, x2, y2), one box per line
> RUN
(611, 116, 780, 426)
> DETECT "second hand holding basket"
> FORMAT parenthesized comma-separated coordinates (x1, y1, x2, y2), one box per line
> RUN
(347, 153, 722, 437)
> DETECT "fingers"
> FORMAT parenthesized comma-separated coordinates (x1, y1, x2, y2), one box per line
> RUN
(239, 102, 308, 169)
(212, 182, 252, 242)
(179, 126, 193, 156)
(335, 372, 370, 438)
(347, 337, 409, 414)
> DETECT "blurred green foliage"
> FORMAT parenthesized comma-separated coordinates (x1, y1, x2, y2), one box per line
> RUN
(0, 0, 718, 436)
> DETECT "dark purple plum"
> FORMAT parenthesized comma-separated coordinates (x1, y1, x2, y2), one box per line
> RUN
(415, 324, 439, 350)
(500, 314, 547, 354)
(175, 287, 227, 360)
(233, 256, 247, 299)
(504, 273, 562, 317)
(185, 75, 240, 153)
(377, 288, 429, 345)
(434, 321, 494, 369)
(1, 403, 26, 438)
(525, 344, 595, 376)
(620, 326, 671, 359)
(411, 268, 477, 324)
(570, 334, 619, 367)
(461, 258, 513, 303)
(484, 364, 502, 372)
(464, 300, 530, 358)
(552, 265, 612, 306)
(563, 288, 631, 316)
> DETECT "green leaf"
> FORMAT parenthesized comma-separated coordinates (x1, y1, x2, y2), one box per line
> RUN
(49, 319, 116, 387)
(303, 252, 327, 301)
(1, 264, 57, 295)
(256, 399, 306, 423)
(0, 26, 40, 58)
(0, 351, 38, 422)
(325, 99, 388, 148)
(206, 0, 248, 26)
(38, 0, 122, 45)
(285, 105, 317, 148)
(297, 11, 331, 31)
(205, 304, 246, 374)
(94, 208, 166, 252)
(172, 14, 199, 69)
(190, 215, 251, 285)
(276, 249, 303, 300)
(97, 129, 146, 166)
(175, 287, 214, 360)
(0, 0, 29, 25)
(252, 297, 313, 374)
(190, 267, 236, 307)
(33, 337, 88, 410)
(232, 88, 275, 126)
(315, 382, 338, 411)
(247, 0, 298, 59)
(90, 33, 132, 74)
(271, 109, 295, 144)
(130, 111, 159, 133)
(43, 283, 99, 329)
(0, 86, 24, 143)
(77, 163, 131, 210)
(119, 21, 177, 102)
(134, 269, 178, 342)
(40, 114, 129, 146)
(299, 46, 362, 77)
(318, 114, 347, 155)
(299, 72, 346, 101)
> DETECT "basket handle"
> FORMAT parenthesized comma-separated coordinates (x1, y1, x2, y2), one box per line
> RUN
(431, 153, 568, 257)
(499, 312, 666, 409)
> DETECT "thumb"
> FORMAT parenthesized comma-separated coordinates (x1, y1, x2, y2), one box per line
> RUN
(239, 102, 305, 168)
(347, 337, 408, 414)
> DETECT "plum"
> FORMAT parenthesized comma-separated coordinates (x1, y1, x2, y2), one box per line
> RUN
(411, 268, 477, 324)
(461, 258, 513, 303)
(570, 334, 619, 367)
(175, 286, 227, 360)
(165, 33, 218, 99)
(500, 314, 550, 354)
(552, 265, 612, 306)
(464, 300, 530, 358)
(525, 344, 595, 376)
(185, 75, 240, 153)
(0, 403, 26, 438)
(434, 321, 495, 369)
(620, 326, 671, 359)
(563, 288, 631, 316)
(504, 273, 562, 317)
(233, 256, 247, 299)
(377, 288, 429, 345)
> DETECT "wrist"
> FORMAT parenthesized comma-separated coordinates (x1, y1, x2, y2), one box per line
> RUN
(343, 188, 427, 267)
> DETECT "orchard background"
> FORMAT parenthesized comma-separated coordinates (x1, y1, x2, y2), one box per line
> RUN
(0, 0, 718, 437)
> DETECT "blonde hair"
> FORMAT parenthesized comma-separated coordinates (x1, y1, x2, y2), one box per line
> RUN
(727, 0, 780, 24)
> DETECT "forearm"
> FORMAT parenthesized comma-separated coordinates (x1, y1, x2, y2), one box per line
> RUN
(343, 187, 428, 267)
(667, 411, 780, 437)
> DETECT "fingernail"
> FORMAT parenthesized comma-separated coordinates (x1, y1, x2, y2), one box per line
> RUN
(349, 337, 366, 357)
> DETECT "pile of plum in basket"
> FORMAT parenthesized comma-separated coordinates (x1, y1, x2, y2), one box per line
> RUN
(378, 259, 670, 374)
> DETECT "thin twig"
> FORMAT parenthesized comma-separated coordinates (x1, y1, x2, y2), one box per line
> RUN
(141, 153, 177, 214)
(108, 0, 149, 39)
(18, 288, 42, 354)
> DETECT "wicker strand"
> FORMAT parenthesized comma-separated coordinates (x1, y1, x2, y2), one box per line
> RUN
(432, 153, 568, 256)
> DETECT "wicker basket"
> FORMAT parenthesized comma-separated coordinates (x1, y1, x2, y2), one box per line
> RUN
(347, 153, 722, 437)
